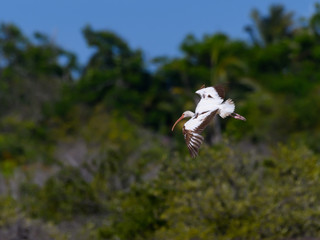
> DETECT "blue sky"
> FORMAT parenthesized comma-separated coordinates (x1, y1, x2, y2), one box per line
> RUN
(0, 0, 318, 64)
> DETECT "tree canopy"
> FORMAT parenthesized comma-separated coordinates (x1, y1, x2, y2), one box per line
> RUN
(1, 4, 320, 240)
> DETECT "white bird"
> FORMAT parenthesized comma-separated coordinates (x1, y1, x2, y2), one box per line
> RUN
(171, 85, 246, 158)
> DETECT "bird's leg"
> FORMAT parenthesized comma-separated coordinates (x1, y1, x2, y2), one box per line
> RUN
(231, 112, 246, 121)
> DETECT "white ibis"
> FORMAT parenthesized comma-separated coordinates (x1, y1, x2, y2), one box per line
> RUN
(171, 85, 246, 158)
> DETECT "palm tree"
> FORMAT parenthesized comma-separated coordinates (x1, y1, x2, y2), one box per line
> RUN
(309, 3, 320, 37)
(249, 5, 294, 46)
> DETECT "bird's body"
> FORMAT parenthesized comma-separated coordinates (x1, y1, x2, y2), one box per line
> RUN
(172, 85, 246, 158)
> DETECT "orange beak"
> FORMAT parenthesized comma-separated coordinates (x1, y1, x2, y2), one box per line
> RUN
(171, 114, 185, 131)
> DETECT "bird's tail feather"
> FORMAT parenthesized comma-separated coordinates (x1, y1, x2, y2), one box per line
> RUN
(219, 99, 235, 118)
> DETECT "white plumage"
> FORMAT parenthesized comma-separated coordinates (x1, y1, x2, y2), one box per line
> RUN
(184, 110, 212, 131)
(219, 99, 235, 118)
(172, 85, 246, 157)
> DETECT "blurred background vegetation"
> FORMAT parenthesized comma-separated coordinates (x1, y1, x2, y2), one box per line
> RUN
(1, 3, 320, 240)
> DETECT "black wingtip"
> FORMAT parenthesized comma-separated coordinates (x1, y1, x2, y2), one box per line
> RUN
(213, 85, 225, 99)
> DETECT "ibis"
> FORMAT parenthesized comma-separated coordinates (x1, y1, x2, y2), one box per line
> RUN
(171, 85, 246, 157)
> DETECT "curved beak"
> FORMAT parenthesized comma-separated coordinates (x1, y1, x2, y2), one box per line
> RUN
(171, 114, 185, 131)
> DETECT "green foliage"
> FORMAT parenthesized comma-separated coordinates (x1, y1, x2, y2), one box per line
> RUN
(0, 196, 17, 226)
(0, 23, 78, 120)
(21, 105, 169, 224)
(28, 167, 103, 221)
(248, 5, 294, 45)
(99, 184, 166, 240)
(2, 3, 320, 239)
(103, 144, 320, 240)
(0, 116, 55, 178)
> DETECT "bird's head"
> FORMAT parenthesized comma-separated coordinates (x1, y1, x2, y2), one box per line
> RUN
(171, 110, 194, 131)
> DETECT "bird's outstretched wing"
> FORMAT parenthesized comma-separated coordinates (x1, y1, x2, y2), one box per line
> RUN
(183, 110, 218, 157)
(183, 127, 204, 158)
(213, 85, 225, 99)
(195, 85, 225, 100)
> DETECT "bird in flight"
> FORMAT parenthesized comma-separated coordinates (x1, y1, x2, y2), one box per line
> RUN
(171, 85, 246, 157)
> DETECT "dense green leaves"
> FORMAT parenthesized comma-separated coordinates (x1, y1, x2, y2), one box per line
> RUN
(1, 3, 320, 239)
